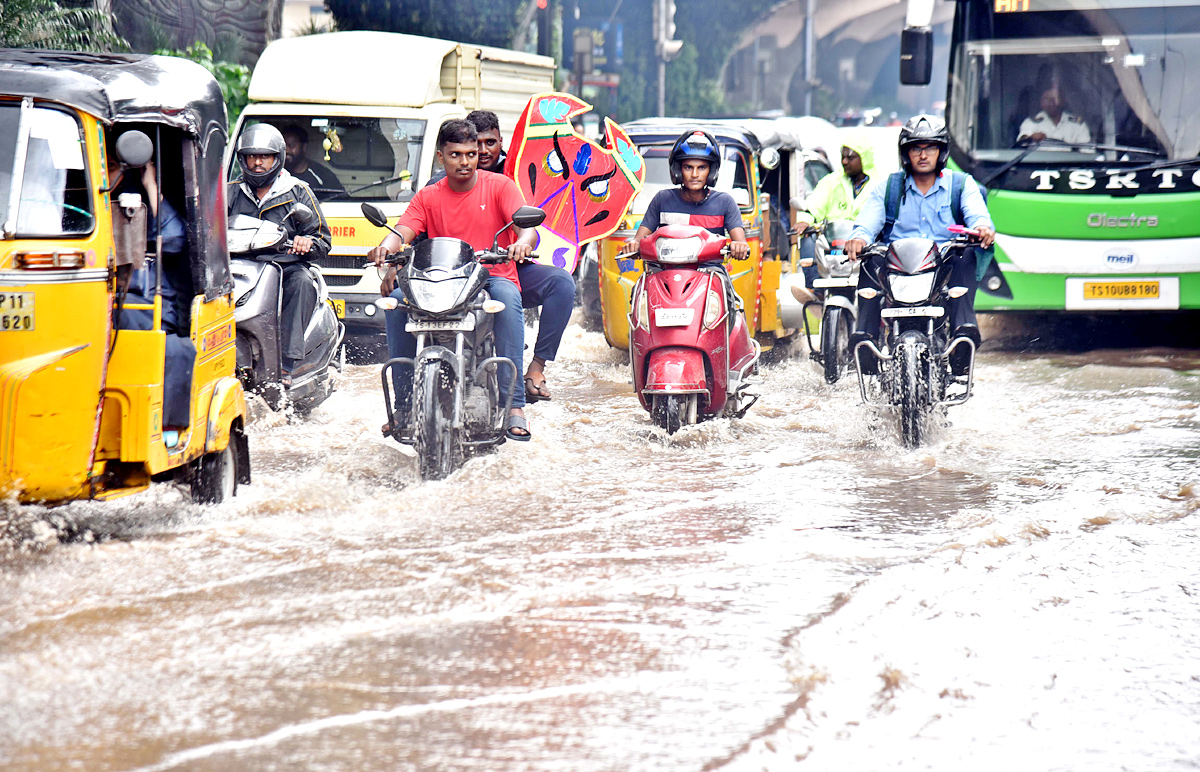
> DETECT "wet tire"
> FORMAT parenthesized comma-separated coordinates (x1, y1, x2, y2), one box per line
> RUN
(896, 334, 929, 449)
(651, 394, 689, 435)
(414, 359, 459, 480)
(190, 442, 238, 504)
(821, 306, 850, 384)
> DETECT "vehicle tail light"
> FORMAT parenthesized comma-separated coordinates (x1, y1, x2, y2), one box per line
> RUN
(14, 250, 87, 269)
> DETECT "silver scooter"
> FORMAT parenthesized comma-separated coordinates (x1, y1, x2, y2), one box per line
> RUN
(228, 210, 345, 413)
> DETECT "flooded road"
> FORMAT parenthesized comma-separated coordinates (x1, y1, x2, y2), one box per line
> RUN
(3, 314, 1199, 771)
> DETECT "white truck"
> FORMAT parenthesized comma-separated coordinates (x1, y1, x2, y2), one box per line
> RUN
(228, 31, 556, 339)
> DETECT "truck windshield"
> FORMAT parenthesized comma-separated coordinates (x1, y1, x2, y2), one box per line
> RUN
(0, 103, 93, 239)
(949, 0, 1200, 163)
(231, 117, 426, 203)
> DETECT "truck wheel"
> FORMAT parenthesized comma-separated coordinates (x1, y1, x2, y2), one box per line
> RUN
(191, 443, 238, 504)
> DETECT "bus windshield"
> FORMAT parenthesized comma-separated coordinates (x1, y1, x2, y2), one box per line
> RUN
(949, 0, 1200, 163)
(0, 103, 93, 239)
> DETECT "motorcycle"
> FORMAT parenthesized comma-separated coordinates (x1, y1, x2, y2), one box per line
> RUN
(227, 209, 345, 413)
(799, 219, 860, 384)
(853, 225, 981, 448)
(361, 202, 546, 480)
(627, 224, 760, 434)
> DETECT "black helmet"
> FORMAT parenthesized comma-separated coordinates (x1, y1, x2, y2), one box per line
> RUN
(236, 123, 286, 190)
(669, 129, 721, 187)
(898, 114, 949, 174)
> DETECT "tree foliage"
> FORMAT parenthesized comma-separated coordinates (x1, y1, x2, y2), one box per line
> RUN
(324, 0, 523, 49)
(155, 42, 252, 127)
(0, 0, 128, 51)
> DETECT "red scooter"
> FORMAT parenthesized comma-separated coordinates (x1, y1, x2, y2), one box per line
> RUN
(627, 224, 760, 434)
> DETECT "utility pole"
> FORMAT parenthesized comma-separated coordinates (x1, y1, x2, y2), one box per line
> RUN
(652, 0, 682, 117)
(804, 0, 815, 115)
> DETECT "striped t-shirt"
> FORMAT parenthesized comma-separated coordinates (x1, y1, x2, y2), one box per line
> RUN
(640, 188, 744, 235)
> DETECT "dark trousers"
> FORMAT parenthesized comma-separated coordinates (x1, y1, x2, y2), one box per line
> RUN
(117, 295, 196, 428)
(516, 261, 576, 362)
(280, 263, 318, 366)
(855, 249, 979, 338)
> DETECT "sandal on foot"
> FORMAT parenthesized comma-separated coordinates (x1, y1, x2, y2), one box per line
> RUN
(524, 375, 552, 403)
(504, 413, 532, 442)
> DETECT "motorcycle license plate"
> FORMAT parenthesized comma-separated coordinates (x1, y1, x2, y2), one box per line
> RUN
(881, 305, 944, 318)
(1082, 280, 1159, 300)
(406, 317, 475, 333)
(0, 292, 34, 331)
(812, 277, 855, 288)
(654, 307, 694, 326)
(331, 298, 345, 318)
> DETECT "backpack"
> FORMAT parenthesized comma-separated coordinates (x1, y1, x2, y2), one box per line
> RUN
(880, 170, 994, 279)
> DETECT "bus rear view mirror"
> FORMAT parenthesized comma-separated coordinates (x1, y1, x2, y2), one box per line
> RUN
(900, 27, 933, 86)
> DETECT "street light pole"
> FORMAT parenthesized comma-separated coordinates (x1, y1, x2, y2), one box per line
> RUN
(804, 0, 815, 115)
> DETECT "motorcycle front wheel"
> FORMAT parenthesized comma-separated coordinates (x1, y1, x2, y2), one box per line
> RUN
(414, 359, 460, 480)
(820, 306, 850, 384)
(895, 333, 930, 448)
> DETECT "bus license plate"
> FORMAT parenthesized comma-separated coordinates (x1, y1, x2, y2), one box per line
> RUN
(654, 307, 694, 326)
(1082, 280, 1159, 300)
(331, 298, 345, 318)
(0, 292, 34, 331)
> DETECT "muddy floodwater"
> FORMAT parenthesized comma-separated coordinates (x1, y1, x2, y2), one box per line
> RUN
(3, 314, 1198, 771)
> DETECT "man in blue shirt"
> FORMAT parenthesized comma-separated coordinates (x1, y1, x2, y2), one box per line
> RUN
(844, 115, 995, 373)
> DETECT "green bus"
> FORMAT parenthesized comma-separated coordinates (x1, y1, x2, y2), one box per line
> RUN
(902, 0, 1200, 312)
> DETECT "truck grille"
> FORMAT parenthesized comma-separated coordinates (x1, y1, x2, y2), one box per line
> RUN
(313, 255, 367, 271)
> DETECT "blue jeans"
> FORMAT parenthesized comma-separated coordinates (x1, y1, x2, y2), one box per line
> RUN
(385, 275, 525, 411)
(516, 261, 576, 362)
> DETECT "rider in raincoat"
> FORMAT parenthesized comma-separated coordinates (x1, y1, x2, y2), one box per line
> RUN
(795, 130, 880, 233)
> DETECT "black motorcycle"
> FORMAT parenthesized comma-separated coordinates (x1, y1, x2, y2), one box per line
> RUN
(853, 226, 980, 448)
(361, 202, 546, 480)
(228, 208, 345, 414)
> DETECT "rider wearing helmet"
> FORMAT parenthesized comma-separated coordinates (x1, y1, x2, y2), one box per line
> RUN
(629, 130, 750, 259)
(844, 114, 996, 375)
(228, 122, 332, 386)
(628, 129, 751, 313)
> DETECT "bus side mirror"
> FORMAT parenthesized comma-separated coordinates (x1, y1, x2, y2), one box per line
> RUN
(900, 27, 933, 86)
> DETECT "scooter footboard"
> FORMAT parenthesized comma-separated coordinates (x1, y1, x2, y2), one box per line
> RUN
(643, 347, 709, 395)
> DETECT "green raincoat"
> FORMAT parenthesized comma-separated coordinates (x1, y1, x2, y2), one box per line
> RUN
(797, 131, 880, 227)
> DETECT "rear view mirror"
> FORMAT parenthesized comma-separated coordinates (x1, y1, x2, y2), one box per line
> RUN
(900, 27, 933, 86)
(287, 202, 316, 231)
(510, 205, 546, 230)
(360, 202, 389, 227)
(759, 147, 781, 171)
(115, 130, 154, 168)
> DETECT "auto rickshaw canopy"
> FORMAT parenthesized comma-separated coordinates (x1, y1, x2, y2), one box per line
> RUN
(0, 50, 232, 298)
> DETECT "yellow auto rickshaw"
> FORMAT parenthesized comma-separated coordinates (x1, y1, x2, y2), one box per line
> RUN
(0, 51, 249, 504)
(594, 120, 792, 352)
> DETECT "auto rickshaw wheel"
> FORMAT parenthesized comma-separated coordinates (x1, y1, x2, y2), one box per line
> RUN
(191, 442, 239, 504)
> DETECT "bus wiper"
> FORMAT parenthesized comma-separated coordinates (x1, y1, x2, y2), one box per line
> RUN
(981, 140, 1165, 188)
(1114, 156, 1199, 174)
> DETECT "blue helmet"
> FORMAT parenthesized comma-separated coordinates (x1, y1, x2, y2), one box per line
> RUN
(669, 129, 721, 187)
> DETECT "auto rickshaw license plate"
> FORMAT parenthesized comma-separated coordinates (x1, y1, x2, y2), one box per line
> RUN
(0, 292, 34, 331)
(331, 298, 345, 318)
(1082, 280, 1159, 300)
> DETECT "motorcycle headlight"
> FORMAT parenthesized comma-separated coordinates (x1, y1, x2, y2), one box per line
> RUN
(408, 277, 467, 314)
(655, 236, 702, 264)
(888, 272, 936, 304)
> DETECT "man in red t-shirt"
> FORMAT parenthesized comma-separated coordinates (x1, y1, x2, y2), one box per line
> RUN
(369, 120, 537, 440)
